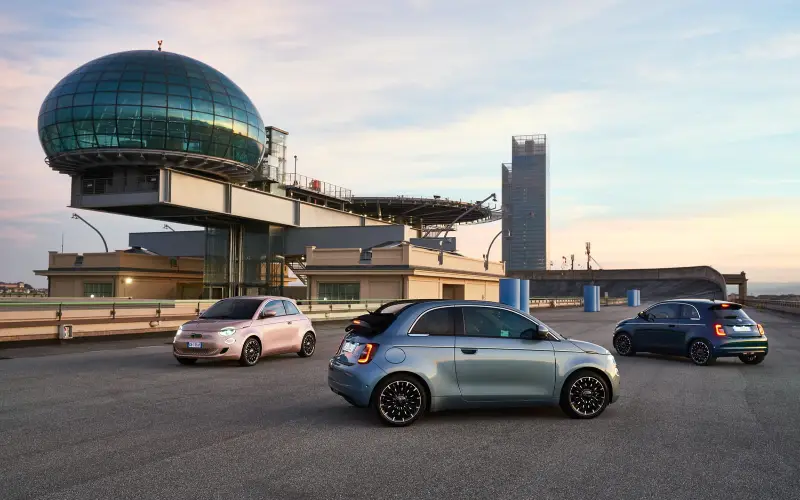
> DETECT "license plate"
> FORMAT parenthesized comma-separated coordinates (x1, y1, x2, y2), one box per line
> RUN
(187, 341, 203, 348)
(732, 326, 751, 332)
(342, 341, 357, 353)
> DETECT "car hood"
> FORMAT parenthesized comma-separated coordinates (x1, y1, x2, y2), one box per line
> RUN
(181, 319, 253, 332)
(567, 339, 610, 355)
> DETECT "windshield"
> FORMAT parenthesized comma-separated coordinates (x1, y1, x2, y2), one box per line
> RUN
(200, 298, 263, 320)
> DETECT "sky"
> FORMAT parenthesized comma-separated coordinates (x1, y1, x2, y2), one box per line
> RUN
(0, 0, 798, 287)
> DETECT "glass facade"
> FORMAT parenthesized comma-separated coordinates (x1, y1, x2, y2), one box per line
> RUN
(38, 50, 266, 168)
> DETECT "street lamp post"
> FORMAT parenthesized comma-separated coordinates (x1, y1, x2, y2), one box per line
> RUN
(71, 213, 108, 252)
(483, 229, 510, 271)
(439, 193, 497, 265)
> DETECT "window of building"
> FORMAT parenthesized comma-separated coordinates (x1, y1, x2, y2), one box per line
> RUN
(318, 282, 360, 302)
(84, 282, 112, 297)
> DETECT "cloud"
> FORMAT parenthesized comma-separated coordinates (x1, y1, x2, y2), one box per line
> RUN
(743, 33, 800, 61)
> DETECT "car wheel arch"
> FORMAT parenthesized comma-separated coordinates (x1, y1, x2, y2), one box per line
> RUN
(370, 371, 432, 412)
(559, 366, 613, 403)
(686, 336, 710, 356)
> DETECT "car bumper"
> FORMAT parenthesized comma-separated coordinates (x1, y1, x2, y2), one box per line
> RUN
(173, 339, 242, 359)
(713, 337, 769, 357)
(327, 356, 387, 407)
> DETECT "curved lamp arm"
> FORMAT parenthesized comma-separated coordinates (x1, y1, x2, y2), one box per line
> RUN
(483, 229, 509, 270)
(71, 213, 108, 252)
(439, 193, 497, 265)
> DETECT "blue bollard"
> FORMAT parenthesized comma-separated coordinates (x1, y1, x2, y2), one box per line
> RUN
(499, 278, 520, 310)
(584, 285, 599, 312)
(627, 289, 636, 307)
(519, 280, 530, 314)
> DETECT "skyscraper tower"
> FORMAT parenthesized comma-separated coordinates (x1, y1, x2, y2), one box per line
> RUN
(502, 134, 550, 272)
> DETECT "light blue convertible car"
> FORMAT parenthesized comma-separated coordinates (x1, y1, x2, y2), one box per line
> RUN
(328, 299, 620, 426)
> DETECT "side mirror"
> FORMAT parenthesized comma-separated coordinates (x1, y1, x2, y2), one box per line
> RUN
(521, 325, 549, 340)
(260, 309, 277, 319)
(637, 311, 648, 321)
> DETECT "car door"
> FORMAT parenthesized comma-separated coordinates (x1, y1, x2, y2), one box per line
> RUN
(454, 305, 555, 402)
(282, 300, 305, 345)
(665, 303, 702, 355)
(253, 300, 292, 354)
(635, 303, 681, 353)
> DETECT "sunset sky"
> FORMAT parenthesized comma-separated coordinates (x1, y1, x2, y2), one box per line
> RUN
(0, 0, 798, 287)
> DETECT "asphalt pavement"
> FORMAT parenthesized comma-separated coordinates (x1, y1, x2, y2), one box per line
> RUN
(1, 306, 799, 500)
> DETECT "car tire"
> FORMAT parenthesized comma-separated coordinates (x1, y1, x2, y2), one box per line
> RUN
(176, 357, 197, 365)
(613, 332, 635, 356)
(739, 353, 765, 365)
(688, 339, 716, 366)
(559, 369, 610, 419)
(239, 337, 261, 367)
(371, 374, 428, 427)
(297, 332, 316, 358)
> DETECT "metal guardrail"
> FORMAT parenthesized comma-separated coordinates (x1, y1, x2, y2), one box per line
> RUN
(284, 173, 352, 201)
(745, 299, 800, 315)
(0, 296, 630, 342)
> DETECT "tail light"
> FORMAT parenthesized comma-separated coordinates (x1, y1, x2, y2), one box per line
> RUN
(714, 324, 726, 336)
(757, 324, 765, 336)
(357, 343, 379, 364)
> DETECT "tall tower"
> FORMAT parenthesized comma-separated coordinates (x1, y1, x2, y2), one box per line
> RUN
(503, 134, 549, 272)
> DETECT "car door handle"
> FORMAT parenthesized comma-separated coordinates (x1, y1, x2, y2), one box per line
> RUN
(668, 324, 676, 328)
(287, 321, 293, 325)
(460, 348, 477, 355)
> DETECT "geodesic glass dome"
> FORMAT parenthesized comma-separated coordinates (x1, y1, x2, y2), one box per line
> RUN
(38, 50, 266, 170)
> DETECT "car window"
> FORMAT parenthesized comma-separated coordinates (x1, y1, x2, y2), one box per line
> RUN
(677, 304, 700, 320)
(461, 307, 538, 339)
(283, 300, 301, 315)
(409, 307, 455, 336)
(645, 303, 681, 320)
(261, 300, 287, 317)
(200, 298, 263, 320)
(712, 306, 753, 321)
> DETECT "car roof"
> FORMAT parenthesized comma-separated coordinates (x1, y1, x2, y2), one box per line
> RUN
(659, 298, 738, 306)
(223, 295, 294, 302)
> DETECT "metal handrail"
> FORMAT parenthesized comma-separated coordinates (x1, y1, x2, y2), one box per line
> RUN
(283, 173, 352, 201)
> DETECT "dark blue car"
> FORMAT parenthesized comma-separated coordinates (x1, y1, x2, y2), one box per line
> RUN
(612, 299, 768, 366)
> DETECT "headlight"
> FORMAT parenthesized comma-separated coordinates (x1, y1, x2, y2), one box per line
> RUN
(219, 327, 236, 336)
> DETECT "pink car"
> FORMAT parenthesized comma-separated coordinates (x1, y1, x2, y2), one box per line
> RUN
(173, 296, 316, 366)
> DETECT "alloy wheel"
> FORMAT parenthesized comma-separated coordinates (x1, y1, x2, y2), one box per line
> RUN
(244, 339, 260, 365)
(301, 334, 315, 356)
(568, 376, 607, 417)
(378, 380, 423, 424)
(614, 334, 632, 355)
(690, 340, 710, 365)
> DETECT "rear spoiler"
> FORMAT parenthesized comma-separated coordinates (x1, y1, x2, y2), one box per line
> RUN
(345, 318, 374, 335)
(709, 303, 743, 310)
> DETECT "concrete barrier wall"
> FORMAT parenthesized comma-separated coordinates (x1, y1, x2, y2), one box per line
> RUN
(0, 297, 628, 343)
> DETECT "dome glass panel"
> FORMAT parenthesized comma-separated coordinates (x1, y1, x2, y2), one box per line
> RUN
(38, 50, 266, 168)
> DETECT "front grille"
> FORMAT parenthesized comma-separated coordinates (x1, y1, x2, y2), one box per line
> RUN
(174, 346, 221, 356)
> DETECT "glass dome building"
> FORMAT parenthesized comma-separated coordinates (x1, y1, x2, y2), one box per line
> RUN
(38, 50, 266, 181)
